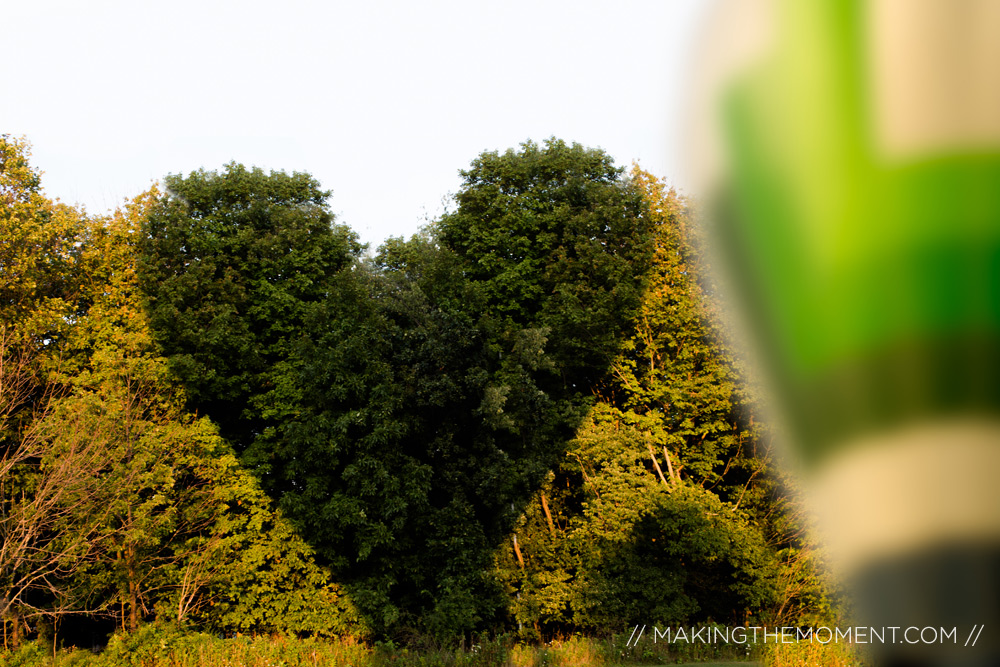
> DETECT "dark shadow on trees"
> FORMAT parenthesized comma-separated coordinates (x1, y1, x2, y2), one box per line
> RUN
(135, 140, 658, 642)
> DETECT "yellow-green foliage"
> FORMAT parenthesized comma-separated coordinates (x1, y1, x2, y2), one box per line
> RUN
(759, 640, 869, 667)
(0, 136, 366, 642)
(493, 168, 803, 637)
(2, 133, 827, 646)
(2, 629, 767, 667)
(3, 626, 369, 667)
(508, 637, 605, 667)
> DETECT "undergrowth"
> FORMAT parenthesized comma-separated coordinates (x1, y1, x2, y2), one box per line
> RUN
(0, 623, 869, 667)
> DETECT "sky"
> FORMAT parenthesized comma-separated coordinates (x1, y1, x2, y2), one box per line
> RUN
(3, 0, 713, 249)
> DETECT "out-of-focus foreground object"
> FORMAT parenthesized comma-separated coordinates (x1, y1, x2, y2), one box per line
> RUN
(690, 1, 1000, 665)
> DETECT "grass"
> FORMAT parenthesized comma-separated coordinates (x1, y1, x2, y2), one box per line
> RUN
(756, 640, 869, 667)
(0, 626, 869, 667)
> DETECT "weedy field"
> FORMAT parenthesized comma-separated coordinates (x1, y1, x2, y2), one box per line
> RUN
(1, 627, 868, 667)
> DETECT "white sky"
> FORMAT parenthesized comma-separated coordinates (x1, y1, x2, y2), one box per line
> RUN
(3, 0, 712, 249)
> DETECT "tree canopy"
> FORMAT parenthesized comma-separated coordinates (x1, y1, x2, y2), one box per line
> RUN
(0, 134, 828, 649)
(139, 164, 362, 448)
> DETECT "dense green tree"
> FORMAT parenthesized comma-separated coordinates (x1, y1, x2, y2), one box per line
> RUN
(138, 164, 362, 448)
(137, 142, 654, 640)
(268, 241, 570, 638)
(565, 406, 780, 629)
(2, 133, 828, 649)
(1, 159, 364, 645)
(191, 458, 366, 638)
(437, 138, 654, 387)
(494, 168, 792, 635)
(69, 190, 363, 638)
(285, 141, 654, 639)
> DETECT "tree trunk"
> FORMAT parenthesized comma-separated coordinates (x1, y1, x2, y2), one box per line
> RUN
(540, 492, 556, 535)
(662, 446, 677, 485)
(127, 503, 138, 633)
(647, 443, 668, 485)
(512, 534, 525, 569)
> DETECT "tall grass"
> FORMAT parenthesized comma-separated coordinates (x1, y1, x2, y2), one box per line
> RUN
(1, 624, 865, 667)
(759, 640, 870, 667)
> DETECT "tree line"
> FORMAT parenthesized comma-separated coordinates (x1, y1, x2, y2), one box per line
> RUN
(0, 134, 829, 649)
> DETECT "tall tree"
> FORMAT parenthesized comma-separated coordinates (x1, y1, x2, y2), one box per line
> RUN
(307, 140, 655, 638)
(0, 327, 128, 646)
(494, 168, 793, 635)
(70, 189, 363, 638)
(437, 138, 654, 388)
(0, 153, 364, 644)
(0, 135, 87, 352)
(0, 135, 102, 644)
(138, 164, 362, 449)
(137, 142, 655, 640)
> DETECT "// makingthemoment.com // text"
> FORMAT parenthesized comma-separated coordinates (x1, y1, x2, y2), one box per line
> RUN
(624, 625, 985, 647)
